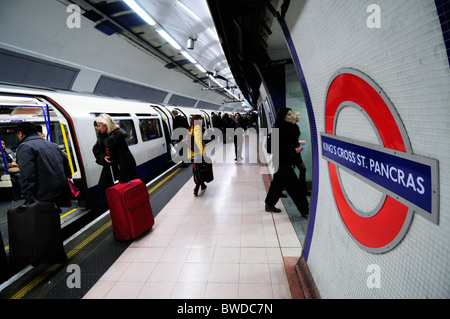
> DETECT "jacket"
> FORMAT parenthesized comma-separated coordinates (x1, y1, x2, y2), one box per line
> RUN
(277, 121, 299, 166)
(16, 133, 70, 204)
(92, 128, 138, 189)
(188, 124, 205, 160)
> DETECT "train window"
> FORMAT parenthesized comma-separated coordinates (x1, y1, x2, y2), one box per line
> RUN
(138, 118, 162, 142)
(92, 118, 138, 145)
(117, 120, 138, 146)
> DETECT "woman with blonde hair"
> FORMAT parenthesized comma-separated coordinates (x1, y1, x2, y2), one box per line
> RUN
(92, 114, 138, 189)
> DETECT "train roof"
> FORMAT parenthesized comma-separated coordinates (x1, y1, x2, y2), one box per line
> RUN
(0, 84, 216, 118)
(0, 84, 163, 116)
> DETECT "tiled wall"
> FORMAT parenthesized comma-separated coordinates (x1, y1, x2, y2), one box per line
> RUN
(285, 0, 450, 298)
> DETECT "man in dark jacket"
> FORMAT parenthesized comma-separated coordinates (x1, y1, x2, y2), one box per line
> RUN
(172, 110, 189, 131)
(16, 122, 70, 205)
(171, 110, 190, 164)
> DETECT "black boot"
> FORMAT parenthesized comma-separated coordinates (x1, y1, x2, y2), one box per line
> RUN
(265, 204, 281, 213)
(194, 184, 200, 196)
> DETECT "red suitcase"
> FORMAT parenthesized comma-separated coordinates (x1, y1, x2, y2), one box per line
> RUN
(105, 179, 154, 240)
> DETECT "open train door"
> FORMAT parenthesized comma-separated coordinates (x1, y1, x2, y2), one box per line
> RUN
(151, 105, 173, 162)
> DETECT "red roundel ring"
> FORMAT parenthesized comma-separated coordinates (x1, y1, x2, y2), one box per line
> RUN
(325, 69, 414, 253)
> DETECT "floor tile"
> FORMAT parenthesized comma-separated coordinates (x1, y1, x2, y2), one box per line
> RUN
(82, 135, 298, 299)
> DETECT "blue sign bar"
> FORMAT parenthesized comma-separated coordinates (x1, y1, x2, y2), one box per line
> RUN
(321, 134, 437, 216)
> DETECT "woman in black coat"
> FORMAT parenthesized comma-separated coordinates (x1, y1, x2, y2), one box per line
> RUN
(92, 114, 138, 190)
(264, 108, 309, 216)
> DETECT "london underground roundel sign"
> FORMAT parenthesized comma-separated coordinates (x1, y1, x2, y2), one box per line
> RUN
(321, 69, 439, 253)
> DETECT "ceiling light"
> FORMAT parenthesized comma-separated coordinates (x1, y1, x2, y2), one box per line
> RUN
(195, 64, 206, 73)
(209, 75, 224, 88)
(187, 35, 197, 50)
(156, 29, 181, 50)
(123, 0, 156, 26)
(181, 51, 197, 63)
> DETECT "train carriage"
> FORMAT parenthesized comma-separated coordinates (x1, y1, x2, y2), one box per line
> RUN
(0, 84, 216, 210)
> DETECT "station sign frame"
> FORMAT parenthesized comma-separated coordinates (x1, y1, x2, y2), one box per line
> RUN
(321, 68, 439, 253)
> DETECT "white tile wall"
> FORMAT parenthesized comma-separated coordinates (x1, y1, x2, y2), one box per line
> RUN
(285, 0, 450, 298)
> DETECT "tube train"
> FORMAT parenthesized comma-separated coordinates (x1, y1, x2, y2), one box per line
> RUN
(0, 83, 217, 210)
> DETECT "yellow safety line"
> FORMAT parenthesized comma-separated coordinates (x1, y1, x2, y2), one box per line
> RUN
(9, 220, 112, 300)
(60, 123, 75, 175)
(60, 208, 78, 219)
(66, 220, 112, 259)
(147, 167, 181, 194)
(10, 263, 62, 299)
(9, 166, 181, 299)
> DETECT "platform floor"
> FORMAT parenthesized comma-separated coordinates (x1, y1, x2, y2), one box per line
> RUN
(83, 136, 302, 299)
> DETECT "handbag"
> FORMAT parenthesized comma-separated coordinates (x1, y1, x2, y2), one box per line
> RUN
(67, 178, 80, 197)
(8, 166, 19, 173)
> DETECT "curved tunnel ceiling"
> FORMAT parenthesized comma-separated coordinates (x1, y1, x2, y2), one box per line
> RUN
(64, 0, 247, 106)
(206, 0, 292, 107)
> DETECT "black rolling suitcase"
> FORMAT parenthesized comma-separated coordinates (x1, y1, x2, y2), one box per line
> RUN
(192, 156, 214, 184)
(7, 201, 67, 267)
(0, 229, 8, 283)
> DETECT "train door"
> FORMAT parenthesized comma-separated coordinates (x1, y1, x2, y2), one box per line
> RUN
(152, 104, 173, 132)
(0, 95, 82, 201)
(151, 106, 172, 159)
(0, 93, 84, 253)
(259, 97, 276, 155)
(199, 110, 212, 130)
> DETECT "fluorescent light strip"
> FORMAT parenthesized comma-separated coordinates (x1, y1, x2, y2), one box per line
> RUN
(123, 0, 156, 26)
(209, 75, 224, 88)
(156, 29, 181, 50)
(181, 51, 197, 64)
(195, 64, 206, 73)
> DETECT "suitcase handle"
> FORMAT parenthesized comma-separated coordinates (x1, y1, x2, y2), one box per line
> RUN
(110, 165, 120, 185)
(16, 204, 28, 213)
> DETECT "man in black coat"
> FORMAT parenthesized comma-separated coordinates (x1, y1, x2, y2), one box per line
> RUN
(16, 122, 71, 206)
(171, 110, 190, 164)
(172, 110, 189, 131)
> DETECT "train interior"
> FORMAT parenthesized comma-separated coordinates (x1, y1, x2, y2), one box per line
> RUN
(0, 95, 84, 258)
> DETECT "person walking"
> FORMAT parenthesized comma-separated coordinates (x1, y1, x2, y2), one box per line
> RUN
(188, 115, 207, 196)
(292, 111, 310, 198)
(264, 108, 309, 216)
(92, 114, 138, 190)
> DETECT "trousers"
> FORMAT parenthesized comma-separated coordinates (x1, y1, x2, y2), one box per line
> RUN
(265, 164, 309, 215)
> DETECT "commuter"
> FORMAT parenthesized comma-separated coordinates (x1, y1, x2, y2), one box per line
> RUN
(188, 114, 207, 196)
(222, 113, 233, 143)
(234, 113, 245, 161)
(1, 139, 22, 193)
(171, 110, 190, 164)
(35, 125, 46, 139)
(15, 122, 71, 206)
(92, 114, 138, 190)
(251, 112, 258, 132)
(292, 111, 310, 197)
(264, 108, 309, 216)
(211, 112, 224, 141)
(172, 110, 189, 131)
